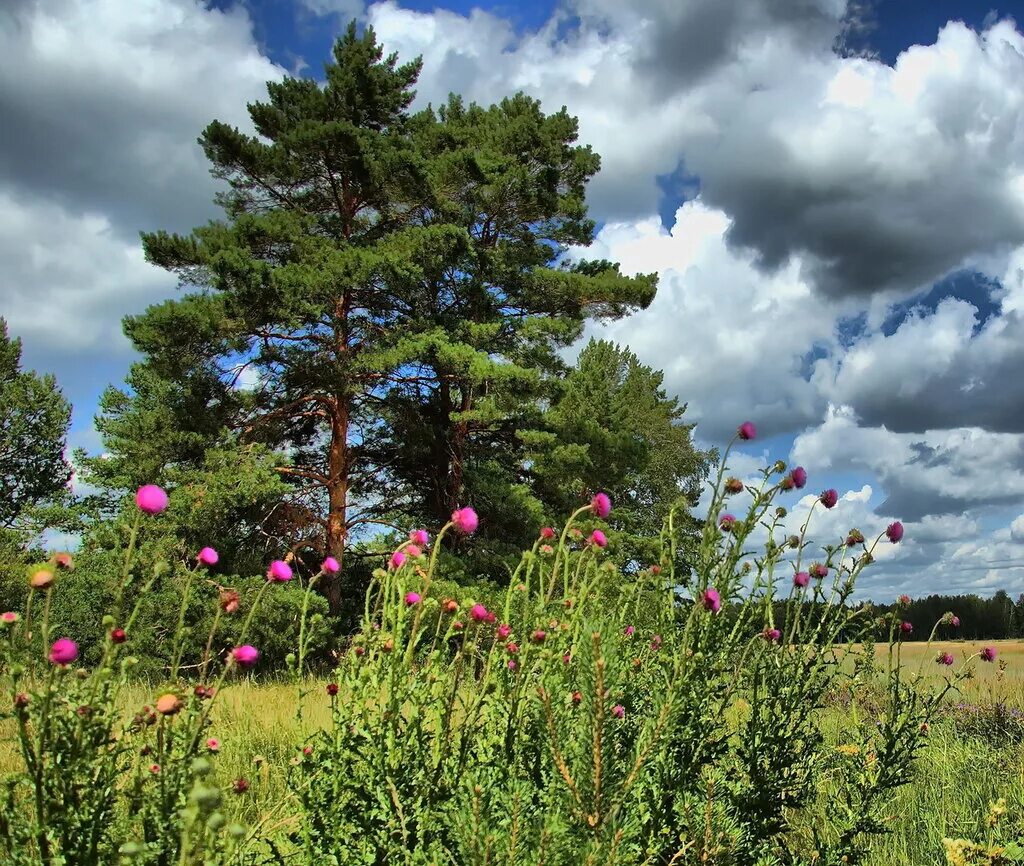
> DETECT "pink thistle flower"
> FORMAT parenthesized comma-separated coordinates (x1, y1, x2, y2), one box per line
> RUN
(197, 547, 219, 566)
(507, 660, 517, 671)
(886, 521, 904, 543)
(406, 544, 422, 558)
(506, 641, 519, 654)
(936, 652, 954, 666)
(590, 492, 611, 519)
(820, 489, 839, 509)
(898, 594, 911, 606)
(724, 477, 744, 494)
(0, 612, 18, 625)
(404, 591, 421, 606)
(451, 507, 479, 535)
(322, 557, 340, 574)
(267, 560, 293, 582)
(790, 466, 807, 489)
(701, 588, 722, 613)
(612, 704, 625, 719)
(590, 529, 608, 548)
(562, 653, 572, 665)
(846, 529, 865, 546)
(811, 563, 828, 579)
(650, 565, 662, 575)
(110, 627, 126, 644)
(135, 484, 169, 515)
(719, 514, 737, 532)
(326, 683, 339, 696)
(232, 645, 259, 668)
(206, 737, 220, 752)
(793, 572, 810, 589)
(389, 551, 406, 570)
(232, 777, 249, 794)
(540, 544, 554, 554)
(900, 621, 913, 635)
(469, 603, 489, 623)
(951, 615, 961, 627)
(762, 627, 781, 643)
(738, 421, 756, 441)
(48, 638, 78, 665)
(540, 527, 556, 539)
(149, 763, 161, 775)
(651, 634, 663, 651)
(981, 646, 997, 662)
(624, 625, 635, 637)
(531, 629, 547, 644)
(486, 610, 496, 623)
(452, 620, 464, 631)
(571, 690, 582, 705)
(496, 624, 511, 640)
(409, 529, 430, 547)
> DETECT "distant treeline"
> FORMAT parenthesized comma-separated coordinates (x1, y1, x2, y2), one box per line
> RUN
(865, 590, 1024, 641)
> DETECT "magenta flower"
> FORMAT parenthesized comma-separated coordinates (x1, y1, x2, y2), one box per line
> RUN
(232, 645, 259, 668)
(197, 547, 219, 566)
(738, 421, 756, 441)
(651, 634, 663, 651)
(719, 514, 736, 532)
(322, 557, 340, 574)
(469, 603, 489, 623)
(790, 466, 807, 489)
(793, 571, 810, 589)
(0, 612, 18, 625)
(267, 560, 293, 582)
(531, 629, 547, 644)
(48, 638, 78, 665)
(981, 646, 997, 662)
(937, 652, 954, 666)
(507, 660, 517, 671)
(762, 627, 781, 643)
(624, 625, 635, 637)
(404, 591, 421, 606)
(496, 624, 511, 640)
(540, 526, 556, 539)
(563, 653, 572, 665)
(811, 563, 828, 579)
(451, 507, 479, 535)
(390, 551, 406, 570)
(612, 704, 625, 719)
(701, 588, 721, 613)
(820, 489, 839, 509)
(951, 615, 961, 627)
(406, 544, 422, 558)
(590, 529, 608, 548)
(135, 484, 168, 515)
(900, 621, 913, 635)
(590, 491, 612, 519)
(409, 529, 430, 547)
(206, 737, 220, 752)
(886, 521, 904, 543)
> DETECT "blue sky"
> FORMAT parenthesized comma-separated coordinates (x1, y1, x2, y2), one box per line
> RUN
(1, 0, 1024, 598)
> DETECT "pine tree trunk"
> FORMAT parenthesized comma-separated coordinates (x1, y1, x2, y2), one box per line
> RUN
(324, 400, 348, 615)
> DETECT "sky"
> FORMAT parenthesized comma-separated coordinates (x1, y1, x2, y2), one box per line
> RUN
(1, 0, 1024, 600)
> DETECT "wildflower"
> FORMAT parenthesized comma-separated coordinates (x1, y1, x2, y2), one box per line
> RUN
(571, 690, 582, 705)
(496, 624, 511, 640)
(937, 652, 954, 666)
(788, 535, 801, 549)
(591, 492, 611, 519)
(820, 489, 839, 509)
(780, 475, 794, 491)
(793, 571, 810, 589)
(382, 638, 394, 653)
(982, 646, 997, 662)
(156, 694, 182, 716)
(30, 569, 54, 590)
(232, 645, 259, 668)
(951, 615, 961, 627)
(469, 603, 489, 623)
(149, 764, 161, 775)
(0, 612, 18, 625)
(724, 477, 744, 494)
(404, 591, 421, 606)
(48, 638, 78, 665)
(846, 529, 865, 546)
(451, 507, 479, 535)
(900, 621, 913, 635)
(886, 521, 904, 543)
(406, 544, 423, 558)
(207, 738, 220, 752)
(651, 634, 663, 651)
(110, 627, 126, 644)
(220, 589, 240, 614)
(303, 746, 313, 756)
(326, 683, 339, 696)
(589, 529, 607, 548)
(612, 704, 626, 719)
(135, 484, 169, 515)
(409, 529, 430, 547)
(540, 544, 554, 554)
(624, 625, 635, 637)
(322, 557, 340, 574)
(562, 653, 572, 664)
(650, 565, 662, 575)
(790, 466, 808, 489)
(811, 563, 828, 579)
(898, 594, 911, 606)
(197, 547, 219, 566)
(531, 629, 547, 644)
(443, 598, 459, 614)
(506, 641, 519, 654)
(389, 550, 407, 570)
(540, 527, 556, 539)
(267, 560, 293, 582)
(505, 659, 517, 672)
(232, 777, 250, 794)
(701, 588, 721, 613)
(719, 514, 736, 532)
(14, 693, 29, 709)
(353, 646, 365, 657)
(452, 621, 464, 631)
(762, 627, 781, 642)
(738, 421, 756, 441)
(53, 552, 74, 570)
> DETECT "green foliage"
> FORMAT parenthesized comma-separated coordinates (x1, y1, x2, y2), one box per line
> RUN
(0, 319, 72, 531)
